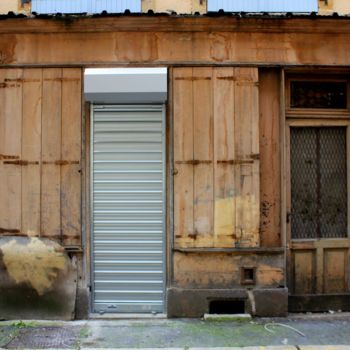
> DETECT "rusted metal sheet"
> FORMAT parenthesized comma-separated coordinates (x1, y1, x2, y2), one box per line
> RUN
(0, 237, 77, 320)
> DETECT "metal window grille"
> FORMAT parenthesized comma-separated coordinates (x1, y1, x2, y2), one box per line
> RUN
(291, 127, 348, 239)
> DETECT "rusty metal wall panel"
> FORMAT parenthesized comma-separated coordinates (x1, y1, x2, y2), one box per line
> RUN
(208, 0, 318, 12)
(291, 127, 348, 239)
(32, 0, 141, 14)
(92, 105, 165, 313)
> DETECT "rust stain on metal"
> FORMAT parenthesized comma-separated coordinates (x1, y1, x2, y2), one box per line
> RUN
(4, 78, 40, 83)
(43, 78, 80, 82)
(55, 160, 80, 166)
(188, 233, 198, 240)
(3, 160, 79, 166)
(217, 159, 254, 165)
(42, 160, 80, 165)
(4, 160, 39, 165)
(175, 77, 211, 81)
(0, 228, 20, 234)
(0, 82, 20, 88)
(0, 154, 20, 160)
(175, 160, 212, 165)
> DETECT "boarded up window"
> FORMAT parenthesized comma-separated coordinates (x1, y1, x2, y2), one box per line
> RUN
(0, 68, 82, 246)
(173, 67, 260, 248)
(291, 127, 348, 239)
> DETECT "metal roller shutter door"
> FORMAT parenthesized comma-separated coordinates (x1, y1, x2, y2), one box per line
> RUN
(92, 105, 165, 313)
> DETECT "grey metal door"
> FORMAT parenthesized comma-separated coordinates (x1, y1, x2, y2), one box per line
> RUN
(91, 105, 165, 313)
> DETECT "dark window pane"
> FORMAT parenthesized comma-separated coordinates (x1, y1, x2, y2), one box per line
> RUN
(291, 81, 347, 109)
(291, 127, 347, 239)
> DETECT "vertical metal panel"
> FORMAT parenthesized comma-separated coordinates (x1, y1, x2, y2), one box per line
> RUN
(32, 0, 141, 14)
(208, 0, 318, 12)
(92, 105, 165, 313)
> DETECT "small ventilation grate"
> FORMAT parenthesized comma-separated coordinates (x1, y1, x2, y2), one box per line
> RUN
(241, 267, 256, 285)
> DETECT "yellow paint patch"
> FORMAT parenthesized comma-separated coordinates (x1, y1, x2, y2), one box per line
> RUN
(214, 195, 259, 246)
(214, 197, 235, 236)
(1, 238, 66, 295)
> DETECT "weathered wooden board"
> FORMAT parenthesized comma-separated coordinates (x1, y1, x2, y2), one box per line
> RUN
(61, 68, 82, 246)
(41, 68, 62, 240)
(0, 15, 349, 66)
(0, 69, 23, 235)
(173, 68, 194, 244)
(1, 17, 350, 35)
(234, 68, 260, 248)
(0, 68, 82, 246)
(173, 67, 260, 248)
(293, 250, 315, 294)
(213, 67, 236, 247)
(22, 69, 42, 237)
(259, 68, 281, 247)
(193, 68, 214, 246)
(323, 249, 348, 294)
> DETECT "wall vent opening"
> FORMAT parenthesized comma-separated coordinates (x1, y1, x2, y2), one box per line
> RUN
(209, 300, 245, 314)
(241, 267, 256, 285)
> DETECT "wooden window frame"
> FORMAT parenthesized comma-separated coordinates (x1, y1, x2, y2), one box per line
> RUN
(286, 75, 350, 118)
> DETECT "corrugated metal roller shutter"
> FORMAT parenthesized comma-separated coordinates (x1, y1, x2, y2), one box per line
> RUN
(92, 105, 165, 313)
(32, 0, 141, 14)
(207, 0, 318, 12)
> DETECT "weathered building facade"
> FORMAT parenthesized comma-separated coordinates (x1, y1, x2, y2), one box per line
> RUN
(0, 12, 350, 319)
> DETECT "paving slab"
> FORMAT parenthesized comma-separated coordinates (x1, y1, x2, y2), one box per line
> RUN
(0, 317, 350, 349)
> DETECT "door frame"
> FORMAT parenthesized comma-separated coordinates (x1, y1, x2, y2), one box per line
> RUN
(285, 118, 350, 295)
(283, 72, 350, 309)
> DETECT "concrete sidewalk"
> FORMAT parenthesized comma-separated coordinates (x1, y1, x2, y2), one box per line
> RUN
(0, 315, 350, 349)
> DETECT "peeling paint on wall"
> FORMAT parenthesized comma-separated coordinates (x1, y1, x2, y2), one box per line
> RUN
(214, 197, 235, 236)
(319, 0, 350, 15)
(173, 252, 285, 288)
(214, 195, 259, 247)
(1, 237, 66, 295)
